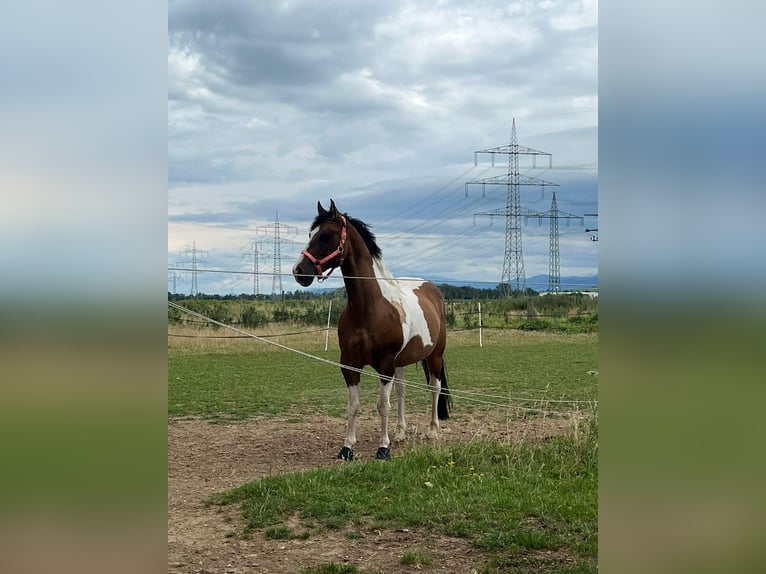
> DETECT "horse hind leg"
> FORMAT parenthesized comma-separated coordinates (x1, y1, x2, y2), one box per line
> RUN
(424, 357, 443, 440)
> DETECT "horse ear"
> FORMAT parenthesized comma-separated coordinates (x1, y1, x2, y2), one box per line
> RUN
(329, 199, 338, 218)
(317, 201, 327, 215)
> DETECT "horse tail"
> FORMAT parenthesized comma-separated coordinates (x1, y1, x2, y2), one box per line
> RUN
(421, 359, 452, 420)
(438, 361, 452, 420)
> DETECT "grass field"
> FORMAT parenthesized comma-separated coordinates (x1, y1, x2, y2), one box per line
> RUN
(168, 321, 598, 572)
(169, 326, 597, 420)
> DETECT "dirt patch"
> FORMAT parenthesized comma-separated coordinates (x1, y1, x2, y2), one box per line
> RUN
(168, 411, 579, 573)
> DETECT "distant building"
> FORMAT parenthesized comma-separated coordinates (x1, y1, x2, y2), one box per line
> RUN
(539, 290, 598, 299)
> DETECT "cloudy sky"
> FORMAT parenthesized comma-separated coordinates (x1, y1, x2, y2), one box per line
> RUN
(168, 0, 598, 295)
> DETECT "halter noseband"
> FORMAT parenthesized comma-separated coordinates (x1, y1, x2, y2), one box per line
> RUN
(301, 216, 347, 282)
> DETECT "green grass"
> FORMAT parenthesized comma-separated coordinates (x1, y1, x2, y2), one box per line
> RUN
(211, 419, 597, 568)
(168, 351, 347, 419)
(168, 330, 597, 420)
(170, 327, 598, 571)
(300, 563, 358, 574)
(264, 525, 295, 539)
(400, 551, 432, 566)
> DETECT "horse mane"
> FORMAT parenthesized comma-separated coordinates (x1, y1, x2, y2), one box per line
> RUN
(311, 211, 382, 260)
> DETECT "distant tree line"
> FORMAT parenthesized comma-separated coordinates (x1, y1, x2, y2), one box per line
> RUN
(435, 283, 539, 299)
(168, 283, 540, 302)
(168, 285, 597, 333)
(167, 290, 339, 302)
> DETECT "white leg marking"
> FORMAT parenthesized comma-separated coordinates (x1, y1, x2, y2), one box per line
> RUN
(427, 373, 441, 440)
(394, 367, 407, 441)
(344, 384, 360, 449)
(378, 378, 394, 449)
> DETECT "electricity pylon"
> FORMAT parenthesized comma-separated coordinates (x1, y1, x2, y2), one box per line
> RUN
(257, 211, 299, 295)
(476, 192, 583, 293)
(177, 241, 207, 298)
(242, 241, 271, 296)
(524, 192, 584, 293)
(468, 118, 558, 296)
(167, 271, 185, 294)
(584, 213, 598, 242)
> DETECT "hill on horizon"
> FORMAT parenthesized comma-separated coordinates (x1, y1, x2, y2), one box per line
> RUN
(303, 274, 599, 293)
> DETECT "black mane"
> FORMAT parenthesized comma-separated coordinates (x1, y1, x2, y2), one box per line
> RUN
(311, 211, 382, 260)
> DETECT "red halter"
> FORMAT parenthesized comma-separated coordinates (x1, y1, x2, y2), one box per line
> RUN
(301, 216, 347, 282)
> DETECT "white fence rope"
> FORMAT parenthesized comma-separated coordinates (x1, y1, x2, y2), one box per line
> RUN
(168, 301, 597, 415)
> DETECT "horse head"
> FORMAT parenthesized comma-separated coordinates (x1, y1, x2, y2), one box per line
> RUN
(292, 199, 348, 286)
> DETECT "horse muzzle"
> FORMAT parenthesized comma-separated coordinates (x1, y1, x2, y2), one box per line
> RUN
(292, 258, 316, 287)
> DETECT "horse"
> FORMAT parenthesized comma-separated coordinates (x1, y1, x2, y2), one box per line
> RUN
(292, 199, 451, 461)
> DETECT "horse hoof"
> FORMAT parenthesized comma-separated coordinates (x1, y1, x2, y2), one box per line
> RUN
(337, 446, 354, 461)
(374, 447, 391, 461)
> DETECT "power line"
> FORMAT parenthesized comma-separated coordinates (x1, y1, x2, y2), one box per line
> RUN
(375, 165, 481, 228)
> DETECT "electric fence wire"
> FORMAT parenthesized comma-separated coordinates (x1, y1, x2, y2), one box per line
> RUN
(168, 301, 596, 414)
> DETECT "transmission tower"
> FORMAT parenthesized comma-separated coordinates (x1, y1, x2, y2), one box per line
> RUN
(524, 192, 584, 293)
(167, 271, 185, 294)
(241, 241, 272, 296)
(177, 241, 207, 298)
(257, 211, 299, 295)
(468, 118, 558, 296)
(473, 207, 544, 227)
(584, 213, 598, 242)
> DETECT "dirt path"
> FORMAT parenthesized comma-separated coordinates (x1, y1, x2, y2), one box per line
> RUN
(168, 412, 576, 573)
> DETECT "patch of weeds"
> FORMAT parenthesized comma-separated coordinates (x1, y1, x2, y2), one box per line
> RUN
(475, 528, 561, 552)
(300, 562, 359, 574)
(445, 519, 472, 538)
(264, 525, 293, 539)
(264, 525, 310, 540)
(322, 515, 349, 530)
(483, 554, 596, 574)
(400, 551, 432, 566)
(513, 528, 561, 551)
(345, 530, 364, 540)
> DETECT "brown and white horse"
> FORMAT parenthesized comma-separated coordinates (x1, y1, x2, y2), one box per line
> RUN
(293, 200, 451, 461)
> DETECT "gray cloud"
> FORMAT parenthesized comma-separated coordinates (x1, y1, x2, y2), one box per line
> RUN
(168, 0, 598, 292)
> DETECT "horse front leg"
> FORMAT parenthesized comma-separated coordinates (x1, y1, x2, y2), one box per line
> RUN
(339, 365, 361, 461)
(375, 367, 395, 461)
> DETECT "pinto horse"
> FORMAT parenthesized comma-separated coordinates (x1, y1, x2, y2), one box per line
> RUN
(293, 199, 451, 461)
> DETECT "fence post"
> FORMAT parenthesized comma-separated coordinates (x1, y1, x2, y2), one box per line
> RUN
(324, 299, 333, 351)
(478, 302, 483, 348)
